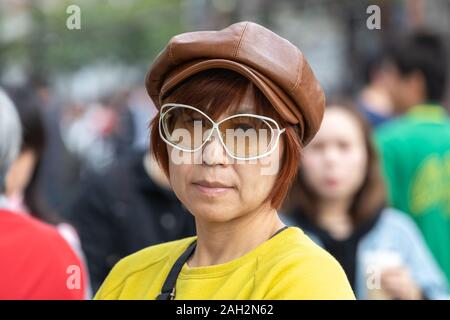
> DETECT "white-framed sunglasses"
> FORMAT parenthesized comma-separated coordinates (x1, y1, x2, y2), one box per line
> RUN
(158, 103, 286, 161)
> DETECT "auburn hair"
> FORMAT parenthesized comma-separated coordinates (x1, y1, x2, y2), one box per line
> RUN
(150, 68, 302, 209)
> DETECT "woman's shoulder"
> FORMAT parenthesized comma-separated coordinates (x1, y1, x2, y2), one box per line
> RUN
(287, 228, 347, 274)
(365, 207, 432, 252)
(376, 207, 422, 235)
(117, 236, 196, 274)
(261, 227, 346, 278)
(259, 227, 355, 299)
(123, 236, 196, 267)
(0, 208, 71, 250)
(95, 236, 196, 299)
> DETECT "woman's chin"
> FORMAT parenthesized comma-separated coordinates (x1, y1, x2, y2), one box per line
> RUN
(189, 205, 239, 223)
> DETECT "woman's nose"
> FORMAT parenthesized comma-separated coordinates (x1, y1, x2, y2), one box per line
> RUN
(323, 145, 340, 165)
(201, 129, 229, 166)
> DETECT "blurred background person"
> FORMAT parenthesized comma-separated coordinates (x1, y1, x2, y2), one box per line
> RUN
(0, 88, 87, 299)
(4, 86, 85, 259)
(375, 30, 450, 285)
(22, 77, 81, 218)
(61, 90, 136, 175)
(285, 103, 449, 299)
(0, 90, 20, 207)
(67, 148, 196, 292)
(3, 86, 91, 298)
(356, 51, 394, 127)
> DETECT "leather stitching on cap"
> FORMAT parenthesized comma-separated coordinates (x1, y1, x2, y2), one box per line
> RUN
(234, 21, 249, 59)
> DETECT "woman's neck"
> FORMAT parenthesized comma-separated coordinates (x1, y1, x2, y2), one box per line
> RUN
(188, 205, 285, 267)
(316, 198, 353, 240)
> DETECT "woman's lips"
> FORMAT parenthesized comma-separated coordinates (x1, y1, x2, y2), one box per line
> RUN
(324, 178, 339, 187)
(192, 181, 234, 196)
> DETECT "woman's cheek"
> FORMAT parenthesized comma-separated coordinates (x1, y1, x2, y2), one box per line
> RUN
(235, 164, 271, 204)
(301, 152, 322, 173)
(342, 149, 367, 189)
(168, 162, 190, 200)
(343, 149, 366, 172)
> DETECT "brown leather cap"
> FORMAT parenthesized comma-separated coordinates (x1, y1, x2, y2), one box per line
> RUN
(146, 21, 325, 145)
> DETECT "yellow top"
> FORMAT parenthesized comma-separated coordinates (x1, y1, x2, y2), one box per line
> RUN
(95, 227, 355, 300)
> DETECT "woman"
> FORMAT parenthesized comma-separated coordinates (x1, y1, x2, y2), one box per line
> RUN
(5, 87, 59, 222)
(0, 89, 21, 199)
(5, 88, 85, 251)
(4, 87, 91, 298)
(95, 21, 354, 300)
(0, 88, 86, 299)
(287, 102, 449, 299)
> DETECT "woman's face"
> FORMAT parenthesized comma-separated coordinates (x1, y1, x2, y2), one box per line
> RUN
(301, 107, 367, 201)
(166, 93, 284, 223)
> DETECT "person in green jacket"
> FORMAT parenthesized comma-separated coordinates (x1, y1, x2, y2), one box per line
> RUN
(375, 30, 450, 284)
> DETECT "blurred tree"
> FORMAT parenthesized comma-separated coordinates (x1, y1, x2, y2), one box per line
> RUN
(1, 0, 184, 80)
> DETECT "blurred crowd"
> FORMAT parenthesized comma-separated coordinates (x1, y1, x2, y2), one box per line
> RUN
(0, 1, 449, 300)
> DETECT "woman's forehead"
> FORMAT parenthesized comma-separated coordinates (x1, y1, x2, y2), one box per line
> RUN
(313, 108, 363, 142)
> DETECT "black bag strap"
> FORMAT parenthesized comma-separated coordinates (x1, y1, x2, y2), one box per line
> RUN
(271, 225, 289, 239)
(156, 240, 197, 300)
(156, 225, 289, 300)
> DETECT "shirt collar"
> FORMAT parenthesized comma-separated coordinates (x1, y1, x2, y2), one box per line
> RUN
(406, 104, 449, 123)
